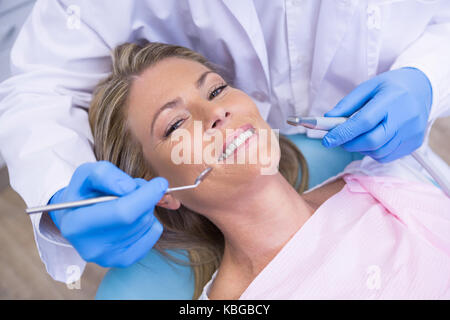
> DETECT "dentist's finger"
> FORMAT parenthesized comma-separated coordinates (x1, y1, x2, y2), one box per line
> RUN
(67, 161, 138, 199)
(362, 133, 402, 160)
(340, 119, 395, 152)
(324, 77, 379, 117)
(60, 177, 168, 236)
(72, 212, 157, 261)
(376, 131, 424, 163)
(94, 219, 164, 268)
(323, 91, 388, 148)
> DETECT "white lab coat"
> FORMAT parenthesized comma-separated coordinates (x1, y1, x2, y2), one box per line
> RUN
(0, 0, 449, 283)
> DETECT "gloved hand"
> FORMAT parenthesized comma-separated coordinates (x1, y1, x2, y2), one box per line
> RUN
(48, 160, 168, 268)
(322, 67, 432, 162)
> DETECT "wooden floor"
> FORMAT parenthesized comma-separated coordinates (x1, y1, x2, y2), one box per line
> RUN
(0, 186, 107, 299)
(0, 117, 449, 300)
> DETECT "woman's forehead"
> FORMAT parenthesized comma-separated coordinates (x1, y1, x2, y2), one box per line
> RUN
(138, 57, 210, 84)
(130, 58, 210, 107)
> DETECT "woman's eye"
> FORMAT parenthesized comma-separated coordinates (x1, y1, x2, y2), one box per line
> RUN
(209, 84, 228, 100)
(164, 118, 184, 137)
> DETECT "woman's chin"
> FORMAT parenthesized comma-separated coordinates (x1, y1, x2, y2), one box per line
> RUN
(213, 161, 280, 190)
(184, 159, 280, 213)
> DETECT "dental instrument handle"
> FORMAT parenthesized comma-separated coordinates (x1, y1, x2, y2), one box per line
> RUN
(26, 167, 213, 214)
(287, 116, 347, 130)
(411, 151, 450, 197)
(287, 116, 450, 198)
(25, 195, 119, 214)
(25, 184, 199, 214)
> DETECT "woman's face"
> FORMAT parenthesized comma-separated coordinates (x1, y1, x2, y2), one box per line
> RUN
(126, 57, 280, 214)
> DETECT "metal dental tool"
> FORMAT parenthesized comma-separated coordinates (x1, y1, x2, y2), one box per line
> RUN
(26, 167, 213, 215)
(286, 116, 347, 130)
(287, 116, 450, 197)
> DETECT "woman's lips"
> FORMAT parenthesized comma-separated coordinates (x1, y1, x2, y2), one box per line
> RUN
(222, 123, 254, 154)
(217, 123, 257, 162)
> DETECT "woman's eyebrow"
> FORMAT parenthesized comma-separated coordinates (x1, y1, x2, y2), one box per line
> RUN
(150, 70, 218, 135)
(151, 97, 181, 135)
(196, 71, 215, 89)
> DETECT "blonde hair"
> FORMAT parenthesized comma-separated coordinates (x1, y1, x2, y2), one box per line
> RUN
(88, 40, 309, 299)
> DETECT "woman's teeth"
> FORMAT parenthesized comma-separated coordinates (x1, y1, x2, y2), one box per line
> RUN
(218, 128, 256, 161)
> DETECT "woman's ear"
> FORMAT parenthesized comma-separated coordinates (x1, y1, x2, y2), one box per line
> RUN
(157, 193, 181, 210)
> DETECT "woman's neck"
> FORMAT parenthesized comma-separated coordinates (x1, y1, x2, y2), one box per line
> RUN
(205, 172, 314, 279)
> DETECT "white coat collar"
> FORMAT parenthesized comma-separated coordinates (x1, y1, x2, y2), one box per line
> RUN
(311, 0, 358, 94)
(222, 0, 271, 93)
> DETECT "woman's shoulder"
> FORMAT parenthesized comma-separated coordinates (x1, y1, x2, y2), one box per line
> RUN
(302, 177, 346, 213)
(302, 150, 445, 210)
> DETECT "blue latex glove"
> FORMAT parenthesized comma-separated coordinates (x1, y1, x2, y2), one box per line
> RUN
(48, 161, 168, 268)
(322, 67, 432, 162)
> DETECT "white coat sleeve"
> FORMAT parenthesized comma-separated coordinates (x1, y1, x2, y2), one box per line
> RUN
(389, 2, 450, 124)
(0, 0, 116, 282)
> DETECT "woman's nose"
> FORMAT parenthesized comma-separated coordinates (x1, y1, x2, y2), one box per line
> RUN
(206, 107, 231, 130)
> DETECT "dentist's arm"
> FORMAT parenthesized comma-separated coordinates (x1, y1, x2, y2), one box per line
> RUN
(322, 3, 450, 162)
(0, 0, 133, 282)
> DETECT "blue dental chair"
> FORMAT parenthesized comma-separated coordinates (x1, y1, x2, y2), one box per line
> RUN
(95, 134, 364, 299)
